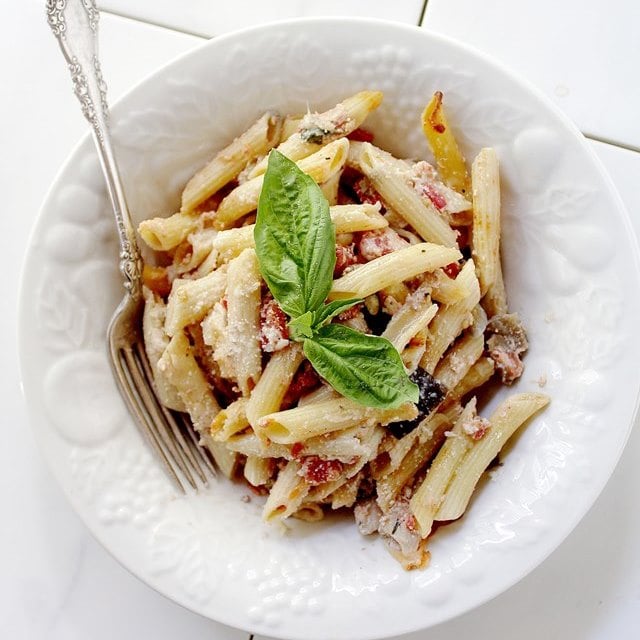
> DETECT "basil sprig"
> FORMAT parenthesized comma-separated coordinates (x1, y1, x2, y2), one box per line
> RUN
(254, 150, 419, 409)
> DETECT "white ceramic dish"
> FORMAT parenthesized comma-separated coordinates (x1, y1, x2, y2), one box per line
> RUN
(19, 18, 640, 640)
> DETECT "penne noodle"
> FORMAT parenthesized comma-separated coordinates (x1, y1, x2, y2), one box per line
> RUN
(164, 266, 227, 336)
(263, 460, 309, 521)
(350, 142, 458, 247)
(181, 111, 282, 213)
(138, 211, 200, 252)
(294, 503, 325, 522)
(213, 203, 386, 264)
(376, 417, 450, 512)
(257, 398, 417, 444)
(244, 455, 273, 487)
(329, 243, 461, 300)
(421, 91, 470, 195)
(141, 287, 185, 411)
(157, 331, 220, 433)
(245, 344, 304, 428)
(434, 332, 485, 391)
(215, 138, 350, 229)
(279, 114, 303, 142)
(409, 400, 477, 537)
(420, 260, 481, 373)
(435, 393, 550, 521)
(320, 171, 341, 205)
(210, 397, 250, 441)
(213, 249, 262, 395)
(249, 91, 383, 178)
(482, 264, 509, 317)
(449, 357, 495, 401)
(471, 148, 501, 296)
(382, 293, 438, 353)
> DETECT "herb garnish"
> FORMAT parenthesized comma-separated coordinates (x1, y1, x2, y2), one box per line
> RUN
(254, 150, 419, 409)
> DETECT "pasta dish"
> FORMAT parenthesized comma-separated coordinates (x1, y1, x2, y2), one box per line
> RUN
(137, 91, 549, 569)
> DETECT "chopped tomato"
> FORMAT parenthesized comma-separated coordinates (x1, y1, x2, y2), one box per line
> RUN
(259, 293, 289, 353)
(442, 262, 461, 279)
(353, 176, 382, 206)
(299, 456, 343, 485)
(334, 244, 358, 277)
(282, 361, 320, 409)
(422, 184, 447, 210)
(347, 127, 375, 143)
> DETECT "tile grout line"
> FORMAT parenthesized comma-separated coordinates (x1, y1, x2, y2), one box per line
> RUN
(100, 8, 210, 39)
(418, 0, 430, 25)
(584, 133, 640, 154)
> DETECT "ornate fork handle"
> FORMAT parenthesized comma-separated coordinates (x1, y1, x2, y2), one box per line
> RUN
(47, 0, 141, 299)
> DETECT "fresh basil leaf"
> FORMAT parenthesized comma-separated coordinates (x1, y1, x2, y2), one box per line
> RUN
(311, 298, 363, 329)
(303, 324, 419, 409)
(254, 150, 335, 318)
(288, 311, 314, 341)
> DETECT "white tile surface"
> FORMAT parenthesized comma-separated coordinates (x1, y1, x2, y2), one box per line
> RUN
(98, 0, 427, 36)
(423, 0, 640, 150)
(4, 2, 640, 640)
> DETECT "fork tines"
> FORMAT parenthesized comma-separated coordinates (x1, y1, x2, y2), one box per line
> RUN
(113, 340, 214, 493)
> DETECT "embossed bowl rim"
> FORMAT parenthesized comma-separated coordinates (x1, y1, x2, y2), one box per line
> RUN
(19, 16, 640, 640)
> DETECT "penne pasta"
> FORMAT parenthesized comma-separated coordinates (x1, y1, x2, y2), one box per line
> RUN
(435, 393, 550, 521)
(138, 211, 200, 252)
(164, 266, 227, 336)
(181, 111, 282, 213)
(215, 138, 350, 229)
(471, 148, 501, 296)
(409, 400, 477, 537)
(245, 345, 304, 428)
(212, 203, 386, 264)
(350, 142, 458, 247)
(210, 397, 250, 441)
(213, 249, 262, 395)
(244, 455, 273, 487)
(420, 260, 481, 373)
(249, 91, 383, 178)
(421, 91, 470, 195)
(329, 243, 461, 300)
(263, 460, 309, 521)
(141, 287, 185, 411)
(257, 398, 417, 444)
(382, 292, 438, 353)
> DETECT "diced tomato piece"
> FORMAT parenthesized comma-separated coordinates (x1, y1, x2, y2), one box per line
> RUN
(353, 176, 382, 206)
(422, 184, 447, 210)
(282, 361, 320, 409)
(357, 228, 408, 261)
(291, 442, 305, 458)
(334, 243, 358, 277)
(299, 456, 343, 485)
(347, 128, 375, 143)
(442, 262, 461, 279)
(455, 226, 470, 250)
(259, 294, 289, 353)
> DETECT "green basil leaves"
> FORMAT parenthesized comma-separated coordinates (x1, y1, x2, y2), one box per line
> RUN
(303, 324, 419, 408)
(255, 150, 336, 318)
(254, 150, 419, 409)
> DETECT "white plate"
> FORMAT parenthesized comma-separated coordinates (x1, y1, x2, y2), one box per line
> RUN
(19, 18, 640, 640)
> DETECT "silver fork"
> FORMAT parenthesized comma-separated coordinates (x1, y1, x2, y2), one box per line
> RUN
(46, 0, 215, 492)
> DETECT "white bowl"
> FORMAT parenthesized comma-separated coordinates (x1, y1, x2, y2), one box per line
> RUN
(19, 17, 640, 640)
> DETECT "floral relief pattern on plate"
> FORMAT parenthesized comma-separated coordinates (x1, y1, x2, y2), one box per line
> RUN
(19, 20, 640, 640)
